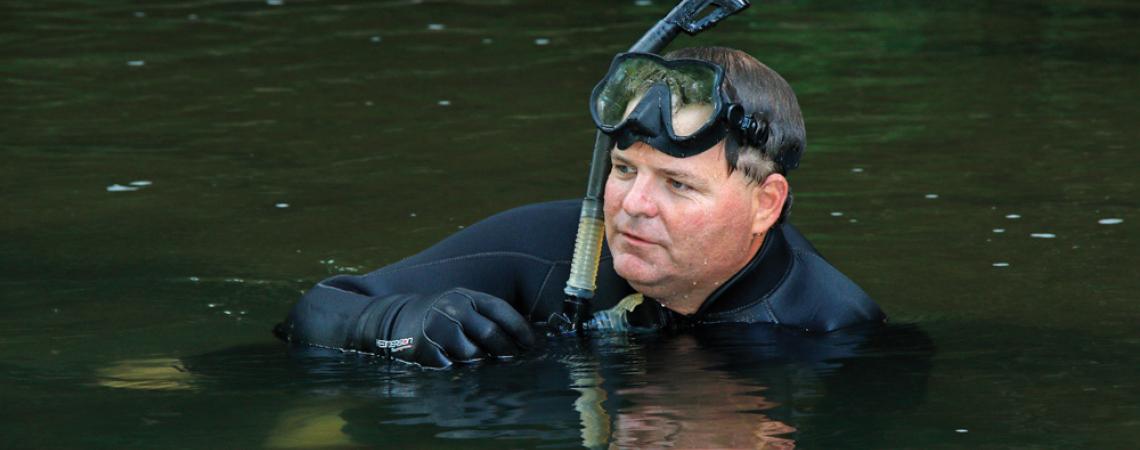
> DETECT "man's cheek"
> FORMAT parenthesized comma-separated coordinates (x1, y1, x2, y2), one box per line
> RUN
(602, 178, 622, 214)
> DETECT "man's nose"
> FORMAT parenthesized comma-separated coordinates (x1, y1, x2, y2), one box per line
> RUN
(621, 174, 660, 218)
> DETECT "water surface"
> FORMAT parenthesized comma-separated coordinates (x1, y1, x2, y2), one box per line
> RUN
(2, 0, 1137, 448)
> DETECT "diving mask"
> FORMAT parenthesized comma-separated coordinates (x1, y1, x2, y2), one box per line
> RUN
(589, 52, 769, 159)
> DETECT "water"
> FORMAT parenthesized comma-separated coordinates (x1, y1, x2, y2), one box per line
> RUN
(2, 0, 1138, 447)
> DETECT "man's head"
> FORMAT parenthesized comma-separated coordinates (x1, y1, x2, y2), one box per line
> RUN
(665, 46, 806, 180)
(602, 47, 805, 313)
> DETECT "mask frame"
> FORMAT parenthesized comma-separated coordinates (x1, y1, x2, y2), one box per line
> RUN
(589, 52, 769, 159)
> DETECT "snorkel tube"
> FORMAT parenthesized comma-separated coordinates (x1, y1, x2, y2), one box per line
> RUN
(550, 0, 751, 335)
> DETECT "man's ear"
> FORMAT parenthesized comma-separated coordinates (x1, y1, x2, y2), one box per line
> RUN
(751, 173, 789, 235)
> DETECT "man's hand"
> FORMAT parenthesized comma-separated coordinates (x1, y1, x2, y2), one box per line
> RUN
(373, 288, 536, 369)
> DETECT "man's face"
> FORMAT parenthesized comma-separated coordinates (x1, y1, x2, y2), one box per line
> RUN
(604, 140, 765, 309)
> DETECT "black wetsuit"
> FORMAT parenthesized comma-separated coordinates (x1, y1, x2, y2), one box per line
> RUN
(277, 200, 886, 357)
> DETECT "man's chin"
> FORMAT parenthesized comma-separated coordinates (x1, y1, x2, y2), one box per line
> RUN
(613, 255, 667, 292)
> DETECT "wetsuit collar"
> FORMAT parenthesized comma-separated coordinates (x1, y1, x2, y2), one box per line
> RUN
(692, 223, 792, 319)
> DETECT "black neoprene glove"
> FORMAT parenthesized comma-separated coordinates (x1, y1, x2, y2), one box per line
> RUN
(351, 288, 536, 369)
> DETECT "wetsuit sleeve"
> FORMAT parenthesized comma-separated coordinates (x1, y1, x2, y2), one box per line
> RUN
(274, 200, 633, 365)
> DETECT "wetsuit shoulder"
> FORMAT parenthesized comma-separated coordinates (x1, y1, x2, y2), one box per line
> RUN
(294, 200, 629, 322)
(766, 223, 886, 332)
(331, 200, 577, 305)
(389, 199, 582, 267)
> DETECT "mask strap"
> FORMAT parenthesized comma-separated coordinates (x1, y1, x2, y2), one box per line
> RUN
(726, 103, 771, 154)
(738, 112, 770, 149)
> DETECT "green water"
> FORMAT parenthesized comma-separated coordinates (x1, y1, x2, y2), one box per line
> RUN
(2, 0, 1137, 448)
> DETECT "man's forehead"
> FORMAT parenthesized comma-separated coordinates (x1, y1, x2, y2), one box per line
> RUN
(613, 141, 726, 178)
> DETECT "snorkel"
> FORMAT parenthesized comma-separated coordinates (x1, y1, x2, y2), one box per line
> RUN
(549, 0, 751, 335)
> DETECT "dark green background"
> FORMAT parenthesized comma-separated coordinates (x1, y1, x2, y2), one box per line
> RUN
(2, 0, 1137, 448)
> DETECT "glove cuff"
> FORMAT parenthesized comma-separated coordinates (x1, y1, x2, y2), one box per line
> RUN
(350, 293, 418, 357)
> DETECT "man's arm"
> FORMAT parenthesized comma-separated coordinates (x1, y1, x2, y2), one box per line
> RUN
(275, 200, 603, 368)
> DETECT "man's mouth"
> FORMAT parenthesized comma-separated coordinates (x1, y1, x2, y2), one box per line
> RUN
(618, 229, 658, 246)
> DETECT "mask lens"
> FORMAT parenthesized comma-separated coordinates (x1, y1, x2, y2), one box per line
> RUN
(594, 57, 656, 127)
(666, 64, 717, 138)
(594, 56, 719, 138)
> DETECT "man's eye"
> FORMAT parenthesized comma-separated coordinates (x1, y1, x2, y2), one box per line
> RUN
(669, 179, 690, 191)
(614, 164, 634, 175)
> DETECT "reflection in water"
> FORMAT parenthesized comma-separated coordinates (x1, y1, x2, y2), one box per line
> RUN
(566, 354, 611, 447)
(6, 0, 1131, 445)
(584, 335, 798, 449)
(263, 403, 353, 449)
(158, 324, 932, 448)
(95, 357, 194, 391)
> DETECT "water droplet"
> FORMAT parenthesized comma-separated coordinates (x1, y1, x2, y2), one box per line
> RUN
(127, 60, 145, 67)
(409, 212, 417, 217)
(992, 262, 1009, 267)
(955, 429, 969, 433)
(830, 211, 843, 217)
(207, 303, 217, 308)
(437, 100, 451, 106)
(266, 0, 284, 6)
(534, 38, 550, 45)
(188, 14, 199, 21)
(189, 276, 200, 282)
(107, 184, 138, 192)
(635, 0, 653, 5)
(370, 36, 382, 43)
(925, 193, 939, 199)
(129, 180, 152, 187)
(427, 23, 445, 31)
(481, 38, 493, 44)
(851, 167, 864, 173)
(849, 218, 858, 223)
(275, 203, 290, 208)
(1098, 218, 1123, 225)
(223, 310, 233, 315)
(1005, 214, 1020, 219)
(992, 228, 1005, 233)
(1030, 233, 1056, 239)
(134, 11, 146, 18)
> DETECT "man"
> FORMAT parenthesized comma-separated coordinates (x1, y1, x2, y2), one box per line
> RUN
(275, 47, 885, 368)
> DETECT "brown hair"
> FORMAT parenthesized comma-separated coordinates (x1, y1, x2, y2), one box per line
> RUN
(664, 47, 806, 181)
